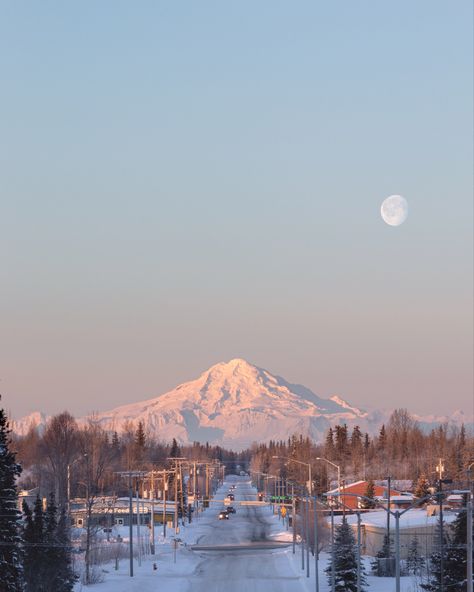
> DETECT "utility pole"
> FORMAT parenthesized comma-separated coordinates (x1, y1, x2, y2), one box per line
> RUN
(301, 490, 305, 572)
(439, 479, 445, 592)
(163, 469, 167, 537)
(437, 477, 452, 592)
(128, 472, 134, 577)
(174, 462, 179, 533)
(467, 465, 473, 592)
(330, 505, 335, 592)
(305, 495, 310, 578)
(292, 484, 296, 555)
(150, 470, 155, 554)
(114, 470, 146, 577)
(395, 511, 400, 592)
(357, 511, 362, 592)
(386, 475, 391, 562)
(178, 460, 185, 527)
(314, 495, 319, 592)
(136, 478, 141, 566)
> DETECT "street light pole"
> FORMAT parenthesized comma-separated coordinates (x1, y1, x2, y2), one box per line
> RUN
(467, 464, 473, 592)
(272, 456, 312, 495)
(395, 511, 400, 592)
(330, 505, 335, 592)
(386, 475, 391, 566)
(305, 496, 311, 578)
(314, 495, 319, 592)
(335, 491, 434, 592)
(67, 454, 86, 517)
(315, 457, 341, 505)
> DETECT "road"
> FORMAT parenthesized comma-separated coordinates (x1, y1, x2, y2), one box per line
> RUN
(185, 476, 305, 592)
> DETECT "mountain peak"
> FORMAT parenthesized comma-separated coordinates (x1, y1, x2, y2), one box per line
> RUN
(14, 360, 469, 449)
(72, 359, 366, 448)
(210, 358, 257, 372)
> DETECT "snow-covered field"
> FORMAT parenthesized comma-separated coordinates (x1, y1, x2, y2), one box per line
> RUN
(73, 476, 419, 591)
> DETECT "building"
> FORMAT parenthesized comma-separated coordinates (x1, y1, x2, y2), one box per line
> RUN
(17, 488, 40, 511)
(324, 480, 402, 510)
(331, 508, 458, 559)
(70, 497, 178, 528)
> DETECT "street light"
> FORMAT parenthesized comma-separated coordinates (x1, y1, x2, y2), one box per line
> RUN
(67, 453, 87, 515)
(315, 457, 341, 503)
(334, 491, 434, 592)
(272, 456, 312, 495)
(466, 462, 473, 592)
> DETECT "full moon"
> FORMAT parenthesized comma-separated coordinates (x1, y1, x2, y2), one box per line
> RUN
(381, 195, 408, 226)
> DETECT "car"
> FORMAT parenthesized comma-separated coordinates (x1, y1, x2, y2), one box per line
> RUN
(218, 511, 229, 520)
(228, 493, 235, 501)
(226, 506, 236, 514)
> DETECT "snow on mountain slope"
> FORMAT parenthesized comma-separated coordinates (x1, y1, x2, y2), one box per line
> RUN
(75, 358, 371, 449)
(11, 411, 47, 436)
(11, 359, 472, 448)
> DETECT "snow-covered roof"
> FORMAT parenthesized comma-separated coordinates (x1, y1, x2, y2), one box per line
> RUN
(334, 509, 457, 529)
(325, 480, 366, 495)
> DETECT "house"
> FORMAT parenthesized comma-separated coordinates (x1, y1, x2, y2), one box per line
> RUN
(331, 509, 457, 559)
(17, 488, 40, 511)
(445, 494, 465, 510)
(70, 497, 177, 528)
(385, 494, 415, 510)
(324, 480, 402, 510)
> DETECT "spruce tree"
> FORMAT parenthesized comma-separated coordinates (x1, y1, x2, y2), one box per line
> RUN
(325, 428, 335, 460)
(360, 480, 376, 509)
(135, 421, 146, 449)
(421, 518, 463, 591)
(378, 425, 387, 451)
(326, 518, 367, 592)
(170, 438, 180, 458)
(54, 508, 77, 591)
(414, 475, 431, 501)
(440, 508, 472, 592)
(43, 493, 59, 590)
(23, 494, 76, 592)
(371, 533, 393, 576)
(23, 496, 47, 592)
(22, 500, 37, 591)
(406, 536, 425, 575)
(0, 403, 24, 591)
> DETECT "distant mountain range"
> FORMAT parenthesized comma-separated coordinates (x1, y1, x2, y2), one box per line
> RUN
(12, 359, 472, 450)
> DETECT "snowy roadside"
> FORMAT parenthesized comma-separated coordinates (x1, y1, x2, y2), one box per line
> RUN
(264, 505, 421, 592)
(72, 481, 240, 591)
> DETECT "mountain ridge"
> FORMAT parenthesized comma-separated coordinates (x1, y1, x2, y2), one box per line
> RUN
(11, 358, 472, 449)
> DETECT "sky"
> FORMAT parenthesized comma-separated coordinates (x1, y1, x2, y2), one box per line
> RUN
(1, 1, 472, 419)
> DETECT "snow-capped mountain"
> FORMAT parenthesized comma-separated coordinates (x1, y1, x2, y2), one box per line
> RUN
(11, 359, 472, 449)
(10, 411, 47, 436)
(80, 358, 371, 449)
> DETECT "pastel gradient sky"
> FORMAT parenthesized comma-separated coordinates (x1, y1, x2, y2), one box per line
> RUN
(1, 1, 472, 419)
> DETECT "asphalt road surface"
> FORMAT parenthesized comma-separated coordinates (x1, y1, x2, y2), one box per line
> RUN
(185, 476, 305, 592)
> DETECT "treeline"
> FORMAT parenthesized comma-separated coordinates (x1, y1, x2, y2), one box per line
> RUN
(13, 411, 249, 506)
(12, 407, 473, 500)
(249, 409, 473, 492)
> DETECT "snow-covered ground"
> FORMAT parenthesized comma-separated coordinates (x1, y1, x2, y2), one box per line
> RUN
(334, 508, 457, 528)
(73, 476, 420, 591)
